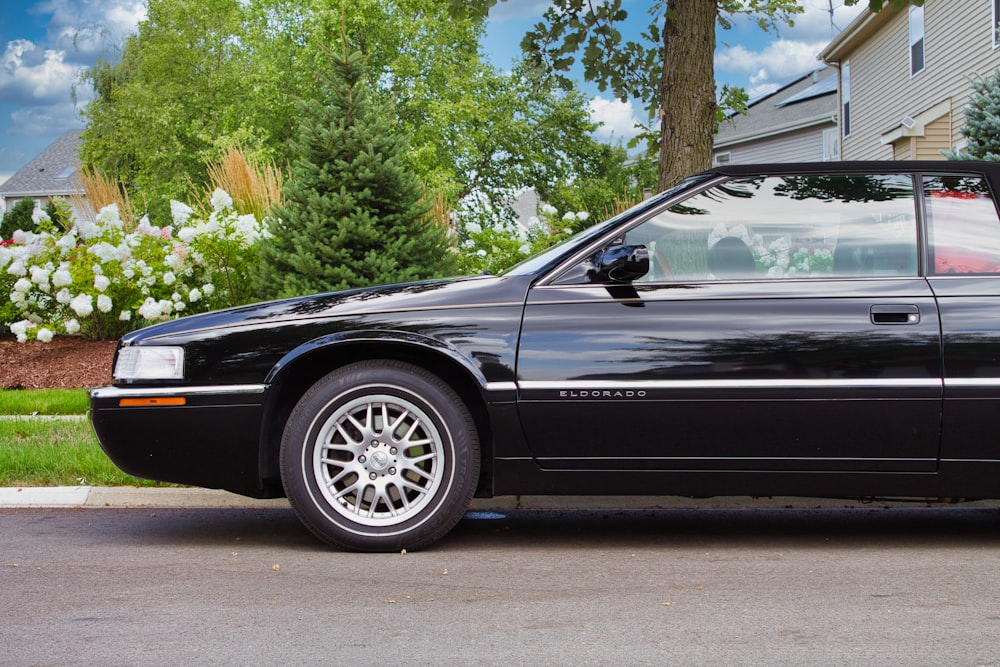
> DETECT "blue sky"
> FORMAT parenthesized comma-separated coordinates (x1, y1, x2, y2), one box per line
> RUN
(0, 0, 866, 184)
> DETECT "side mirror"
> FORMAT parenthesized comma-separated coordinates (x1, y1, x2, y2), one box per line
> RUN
(587, 244, 649, 283)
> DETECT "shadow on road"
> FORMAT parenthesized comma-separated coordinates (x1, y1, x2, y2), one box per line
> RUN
(445, 506, 1000, 551)
(22, 503, 998, 551)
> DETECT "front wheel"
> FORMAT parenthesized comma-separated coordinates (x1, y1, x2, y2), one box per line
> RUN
(280, 361, 480, 551)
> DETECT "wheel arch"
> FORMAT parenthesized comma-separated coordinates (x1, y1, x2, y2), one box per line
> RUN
(257, 332, 495, 496)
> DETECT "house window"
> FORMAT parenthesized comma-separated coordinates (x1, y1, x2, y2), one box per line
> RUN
(909, 5, 925, 76)
(713, 152, 732, 166)
(842, 61, 851, 138)
(994, 0, 1000, 48)
(823, 128, 840, 161)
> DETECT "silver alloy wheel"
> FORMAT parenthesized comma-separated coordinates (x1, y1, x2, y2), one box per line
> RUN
(311, 392, 444, 527)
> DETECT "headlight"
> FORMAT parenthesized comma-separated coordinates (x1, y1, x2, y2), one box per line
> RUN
(114, 346, 185, 380)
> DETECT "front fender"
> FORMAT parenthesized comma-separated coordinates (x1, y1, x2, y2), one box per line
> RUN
(265, 329, 492, 390)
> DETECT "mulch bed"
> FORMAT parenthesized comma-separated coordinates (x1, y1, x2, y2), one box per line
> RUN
(0, 335, 116, 389)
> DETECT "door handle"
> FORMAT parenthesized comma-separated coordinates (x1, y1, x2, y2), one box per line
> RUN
(870, 304, 920, 325)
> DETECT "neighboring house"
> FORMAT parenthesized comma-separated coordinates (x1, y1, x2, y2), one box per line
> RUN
(713, 67, 840, 165)
(0, 130, 85, 216)
(819, 0, 1000, 161)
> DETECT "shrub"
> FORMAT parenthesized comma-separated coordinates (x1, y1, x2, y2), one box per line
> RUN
(1, 189, 265, 342)
(1, 200, 39, 241)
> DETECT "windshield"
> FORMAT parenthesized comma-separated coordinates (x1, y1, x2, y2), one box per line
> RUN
(500, 174, 715, 277)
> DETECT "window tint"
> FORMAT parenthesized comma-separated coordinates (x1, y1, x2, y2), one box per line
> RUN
(925, 175, 1000, 274)
(842, 62, 851, 138)
(624, 174, 917, 282)
(909, 6, 925, 76)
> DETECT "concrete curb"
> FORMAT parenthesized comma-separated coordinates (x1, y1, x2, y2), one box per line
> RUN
(4, 486, 998, 511)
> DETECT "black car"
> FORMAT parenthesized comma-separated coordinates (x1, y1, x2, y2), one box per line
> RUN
(90, 161, 1000, 551)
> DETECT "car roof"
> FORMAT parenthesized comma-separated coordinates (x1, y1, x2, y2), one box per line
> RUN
(703, 161, 1000, 179)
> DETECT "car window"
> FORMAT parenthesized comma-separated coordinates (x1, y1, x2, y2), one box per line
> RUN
(623, 174, 918, 282)
(924, 175, 1000, 274)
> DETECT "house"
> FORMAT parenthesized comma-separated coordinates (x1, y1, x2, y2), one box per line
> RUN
(713, 67, 840, 165)
(818, 0, 1000, 161)
(0, 130, 85, 215)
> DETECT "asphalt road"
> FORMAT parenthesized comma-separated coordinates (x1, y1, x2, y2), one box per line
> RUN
(3, 504, 1000, 666)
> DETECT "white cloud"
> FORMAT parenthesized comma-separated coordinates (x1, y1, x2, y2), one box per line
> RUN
(0, 0, 142, 147)
(38, 0, 146, 60)
(588, 96, 642, 142)
(9, 100, 85, 137)
(0, 39, 82, 105)
(716, 40, 830, 97)
(715, 1, 866, 96)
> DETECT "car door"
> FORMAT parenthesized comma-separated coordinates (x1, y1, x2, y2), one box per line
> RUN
(923, 172, 1000, 469)
(515, 173, 943, 473)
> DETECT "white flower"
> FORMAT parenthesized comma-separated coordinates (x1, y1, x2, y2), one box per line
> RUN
(64, 319, 81, 335)
(13, 278, 31, 294)
(158, 299, 172, 315)
(11, 230, 27, 244)
(211, 188, 233, 211)
(476, 249, 487, 257)
(74, 218, 100, 240)
(188, 288, 202, 303)
(70, 293, 94, 318)
(94, 275, 111, 292)
(119, 310, 131, 321)
(173, 300, 185, 312)
(95, 204, 123, 229)
(36, 328, 53, 343)
(541, 203, 557, 216)
(177, 227, 197, 243)
(562, 211, 576, 221)
(52, 268, 72, 287)
(56, 288, 72, 305)
(31, 207, 51, 225)
(202, 283, 215, 296)
(163, 253, 182, 270)
(162, 271, 176, 286)
(576, 211, 590, 221)
(465, 221, 483, 234)
(170, 200, 195, 225)
(7, 259, 26, 276)
(56, 233, 77, 253)
(97, 294, 113, 313)
(10, 320, 30, 343)
(235, 214, 261, 244)
(89, 242, 120, 263)
(138, 298, 163, 320)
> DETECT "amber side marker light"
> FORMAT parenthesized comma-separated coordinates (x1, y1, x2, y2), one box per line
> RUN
(119, 397, 186, 407)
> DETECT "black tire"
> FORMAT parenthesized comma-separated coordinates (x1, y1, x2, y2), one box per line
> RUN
(280, 360, 480, 551)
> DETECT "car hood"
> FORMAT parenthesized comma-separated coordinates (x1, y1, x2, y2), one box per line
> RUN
(121, 274, 532, 344)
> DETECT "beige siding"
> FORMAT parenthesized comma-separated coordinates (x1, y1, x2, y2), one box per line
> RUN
(916, 113, 953, 159)
(718, 126, 834, 164)
(893, 138, 912, 160)
(839, 0, 1000, 161)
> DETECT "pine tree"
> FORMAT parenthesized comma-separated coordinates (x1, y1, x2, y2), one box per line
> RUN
(256, 44, 455, 299)
(951, 71, 1000, 161)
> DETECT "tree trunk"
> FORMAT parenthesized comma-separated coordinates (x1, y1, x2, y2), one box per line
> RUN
(657, 0, 718, 192)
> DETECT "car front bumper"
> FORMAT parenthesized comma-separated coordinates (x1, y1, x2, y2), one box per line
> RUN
(89, 385, 270, 495)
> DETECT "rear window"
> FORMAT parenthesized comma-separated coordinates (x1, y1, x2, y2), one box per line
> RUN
(925, 175, 1000, 274)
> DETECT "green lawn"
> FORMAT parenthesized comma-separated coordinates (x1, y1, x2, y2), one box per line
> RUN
(0, 388, 88, 415)
(0, 389, 173, 487)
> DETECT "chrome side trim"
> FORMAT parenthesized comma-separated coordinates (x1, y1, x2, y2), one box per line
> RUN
(90, 384, 266, 399)
(519, 378, 943, 391)
(944, 378, 1000, 388)
(485, 382, 518, 392)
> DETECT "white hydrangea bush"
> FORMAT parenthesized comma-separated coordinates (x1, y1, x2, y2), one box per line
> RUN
(457, 203, 590, 276)
(1, 189, 266, 342)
